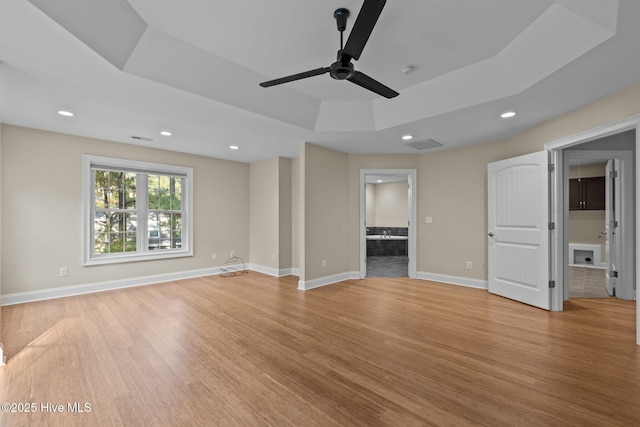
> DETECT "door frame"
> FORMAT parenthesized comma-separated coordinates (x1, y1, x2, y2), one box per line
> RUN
(359, 169, 417, 279)
(546, 114, 639, 344)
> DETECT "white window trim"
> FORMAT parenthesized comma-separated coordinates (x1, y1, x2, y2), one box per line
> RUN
(82, 155, 194, 266)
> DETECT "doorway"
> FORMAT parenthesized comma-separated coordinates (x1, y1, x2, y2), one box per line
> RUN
(359, 169, 417, 279)
(564, 145, 635, 300)
(547, 120, 638, 322)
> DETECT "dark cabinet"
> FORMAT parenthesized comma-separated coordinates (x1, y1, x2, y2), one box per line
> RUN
(569, 177, 605, 210)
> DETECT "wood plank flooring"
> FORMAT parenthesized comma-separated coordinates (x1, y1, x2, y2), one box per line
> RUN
(0, 273, 638, 426)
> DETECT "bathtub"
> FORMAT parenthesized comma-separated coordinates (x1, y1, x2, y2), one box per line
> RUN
(568, 243, 604, 267)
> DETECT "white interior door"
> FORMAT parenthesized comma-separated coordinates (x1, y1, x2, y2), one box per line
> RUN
(488, 151, 550, 310)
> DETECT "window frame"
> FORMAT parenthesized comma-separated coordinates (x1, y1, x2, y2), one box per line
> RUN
(82, 155, 193, 266)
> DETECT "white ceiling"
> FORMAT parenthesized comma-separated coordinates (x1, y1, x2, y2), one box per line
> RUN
(2, 0, 640, 163)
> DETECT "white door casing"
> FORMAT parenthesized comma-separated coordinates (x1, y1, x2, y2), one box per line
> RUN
(488, 151, 550, 310)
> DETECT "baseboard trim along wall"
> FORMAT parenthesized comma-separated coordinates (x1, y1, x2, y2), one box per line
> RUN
(417, 271, 488, 290)
(248, 264, 297, 278)
(298, 271, 361, 291)
(1, 267, 486, 306)
(1, 265, 244, 306)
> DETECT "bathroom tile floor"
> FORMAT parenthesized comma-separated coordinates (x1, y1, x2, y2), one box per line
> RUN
(366, 256, 409, 278)
(568, 266, 610, 298)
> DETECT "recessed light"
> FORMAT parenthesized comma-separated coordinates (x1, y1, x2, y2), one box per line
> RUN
(160, 131, 172, 136)
(500, 111, 517, 119)
(229, 145, 239, 150)
(402, 135, 413, 141)
(377, 179, 383, 183)
(57, 110, 74, 117)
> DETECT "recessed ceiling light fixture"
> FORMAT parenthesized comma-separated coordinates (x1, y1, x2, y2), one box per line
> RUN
(402, 135, 413, 141)
(500, 111, 517, 119)
(57, 110, 74, 117)
(377, 179, 383, 183)
(229, 145, 239, 150)
(160, 131, 172, 136)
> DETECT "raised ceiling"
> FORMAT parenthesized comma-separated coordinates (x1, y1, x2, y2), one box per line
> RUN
(1, 0, 640, 162)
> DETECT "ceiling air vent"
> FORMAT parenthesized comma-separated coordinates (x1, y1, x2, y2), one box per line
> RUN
(405, 138, 442, 150)
(130, 135, 153, 142)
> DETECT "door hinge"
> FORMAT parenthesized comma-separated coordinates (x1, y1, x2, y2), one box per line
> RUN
(548, 163, 555, 172)
(614, 220, 618, 228)
(610, 270, 618, 278)
(548, 222, 555, 230)
(549, 280, 556, 288)
(610, 170, 618, 178)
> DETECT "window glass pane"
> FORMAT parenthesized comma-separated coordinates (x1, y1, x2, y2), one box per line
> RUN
(171, 177, 182, 210)
(107, 190, 121, 209)
(125, 190, 136, 209)
(126, 213, 137, 232)
(94, 233, 108, 254)
(94, 212, 108, 233)
(172, 231, 182, 248)
(124, 172, 136, 191)
(95, 189, 107, 209)
(125, 233, 137, 252)
(148, 174, 159, 209)
(110, 213, 124, 233)
(108, 171, 122, 189)
(95, 170, 107, 190)
(110, 233, 124, 252)
(172, 213, 182, 232)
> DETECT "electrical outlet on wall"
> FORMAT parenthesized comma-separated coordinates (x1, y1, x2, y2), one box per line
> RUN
(230, 251, 235, 258)
(466, 261, 473, 270)
(322, 260, 327, 268)
(59, 267, 68, 277)
(212, 253, 217, 261)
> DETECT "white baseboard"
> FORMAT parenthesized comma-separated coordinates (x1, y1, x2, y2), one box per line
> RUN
(417, 271, 488, 290)
(1, 266, 234, 306)
(1, 267, 482, 306)
(249, 264, 298, 278)
(298, 271, 360, 291)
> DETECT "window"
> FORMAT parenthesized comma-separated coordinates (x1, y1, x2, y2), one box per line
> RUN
(83, 155, 193, 265)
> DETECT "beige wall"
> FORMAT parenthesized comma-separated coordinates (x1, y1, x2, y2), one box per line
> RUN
(414, 82, 640, 281)
(0, 123, 2, 349)
(249, 158, 279, 269)
(291, 157, 299, 271)
(1, 125, 250, 295)
(302, 143, 349, 280)
(371, 181, 408, 227)
(365, 184, 376, 226)
(278, 157, 292, 270)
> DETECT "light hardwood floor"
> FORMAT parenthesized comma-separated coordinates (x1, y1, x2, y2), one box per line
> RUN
(1, 273, 639, 426)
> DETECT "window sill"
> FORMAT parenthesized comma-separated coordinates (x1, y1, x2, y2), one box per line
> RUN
(83, 249, 193, 266)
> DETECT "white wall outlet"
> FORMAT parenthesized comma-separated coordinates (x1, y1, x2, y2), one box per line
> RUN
(466, 261, 473, 270)
(322, 260, 326, 268)
(272, 253, 276, 261)
(59, 267, 68, 277)
(425, 216, 433, 224)
(230, 251, 235, 258)
(212, 253, 217, 261)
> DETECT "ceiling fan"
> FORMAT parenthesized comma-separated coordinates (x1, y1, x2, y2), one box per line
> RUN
(259, 0, 399, 99)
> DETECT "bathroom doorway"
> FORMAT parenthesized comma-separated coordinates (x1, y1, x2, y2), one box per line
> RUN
(359, 169, 417, 279)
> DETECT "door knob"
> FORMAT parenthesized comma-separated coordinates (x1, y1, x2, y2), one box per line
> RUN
(488, 232, 494, 237)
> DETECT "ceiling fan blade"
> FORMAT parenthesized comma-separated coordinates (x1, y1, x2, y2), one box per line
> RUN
(260, 67, 330, 88)
(342, 0, 386, 61)
(348, 71, 398, 98)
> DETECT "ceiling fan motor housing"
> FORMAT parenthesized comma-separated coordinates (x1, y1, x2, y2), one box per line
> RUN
(330, 60, 354, 80)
